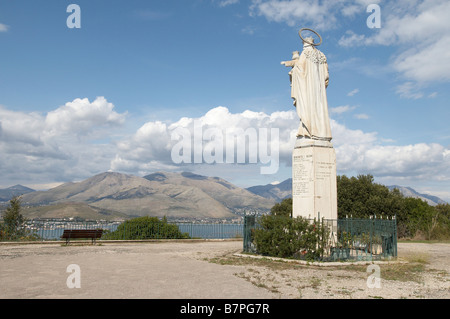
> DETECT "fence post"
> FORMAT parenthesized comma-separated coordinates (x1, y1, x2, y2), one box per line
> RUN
(370, 216, 374, 260)
(393, 215, 398, 257)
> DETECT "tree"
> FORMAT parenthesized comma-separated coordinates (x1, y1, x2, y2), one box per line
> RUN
(270, 198, 292, 217)
(1, 196, 27, 240)
(337, 174, 405, 218)
(336, 174, 450, 239)
(103, 216, 190, 240)
(432, 204, 450, 239)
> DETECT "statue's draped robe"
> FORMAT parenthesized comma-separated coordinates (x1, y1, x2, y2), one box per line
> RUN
(290, 45, 332, 140)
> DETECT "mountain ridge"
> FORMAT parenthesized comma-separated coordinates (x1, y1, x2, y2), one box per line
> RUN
(0, 185, 35, 202)
(18, 171, 275, 220)
(3, 174, 446, 220)
(386, 185, 447, 206)
(245, 178, 447, 206)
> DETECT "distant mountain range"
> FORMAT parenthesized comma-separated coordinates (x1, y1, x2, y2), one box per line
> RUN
(246, 178, 292, 202)
(5, 172, 275, 220)
(0, 185, 35, 201)
(0, 173, 446, 220)
(245, 179, 447, 206)
(386, 185, 447, 206)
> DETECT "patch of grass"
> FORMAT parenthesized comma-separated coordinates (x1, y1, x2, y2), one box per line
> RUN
(235, 271, 280, 294)
(379, 263, 426, 283)
(208, 254, 309, 271)
(309, 277, 321, 289)
(428, 269, 448, 277)
(398, 239, 450, 244)
(337, 288, 353, 297)
(403, 252, 430, 264)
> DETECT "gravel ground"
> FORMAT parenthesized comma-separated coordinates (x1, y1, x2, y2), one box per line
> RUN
(0, 240, 448, 299)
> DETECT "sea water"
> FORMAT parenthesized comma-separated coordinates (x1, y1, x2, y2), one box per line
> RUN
(27, 222, 243, 240)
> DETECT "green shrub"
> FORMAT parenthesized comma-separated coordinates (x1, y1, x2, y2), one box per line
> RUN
(103, 216, 190, 240)
(253, 215, 329, 261)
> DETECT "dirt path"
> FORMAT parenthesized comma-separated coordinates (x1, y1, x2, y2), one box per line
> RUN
(0, 240, 448, 299)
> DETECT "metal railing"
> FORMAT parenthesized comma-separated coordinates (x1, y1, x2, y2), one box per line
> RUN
(1, 219, 244, 241)
(243, 215, 397, 262)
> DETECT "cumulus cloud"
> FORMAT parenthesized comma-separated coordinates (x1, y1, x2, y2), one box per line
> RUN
(111, 106, 298, 174)
(0, 97, 127, 184)
(45, 97, 126, 138)
(112, 106, 450, 188)
(338, 0, 450, 88)
(249, 0, 379, 30)
(1, 101, 449, 195)
(328, 119, 450, 189)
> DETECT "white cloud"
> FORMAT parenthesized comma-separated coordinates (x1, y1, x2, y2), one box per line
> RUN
(0, 97, 127, 184)
(45, 97, 126, 138)
(392, 36, 450, 83)
(347, 88, 359, 97)
(249, 0, 380, 30)
(338, 30, 366, 47)
(218, 0, 240, 7)
(251, 1, 449, 96)
(1, 101, 449, 197)
(330, 120, 377, 147)
(354, 113, 369, 120)
(249, 0, 340, 30)
(0, 23, 9, 32)
(334, 134, 450, 186)
(112, 106, 298, 173)
(395, 82, 424, 99)
(113, 106, 450, 188)
(339, 0, 450, 87)
(330, 105, 356, 114)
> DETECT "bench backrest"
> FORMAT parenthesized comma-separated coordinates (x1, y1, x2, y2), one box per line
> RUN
(61, 229, 103, 238)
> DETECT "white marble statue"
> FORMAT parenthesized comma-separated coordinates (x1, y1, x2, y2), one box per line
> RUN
(281, 35, 332, 141)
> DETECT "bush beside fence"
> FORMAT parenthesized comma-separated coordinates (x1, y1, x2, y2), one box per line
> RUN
(243, 215, 397, 262)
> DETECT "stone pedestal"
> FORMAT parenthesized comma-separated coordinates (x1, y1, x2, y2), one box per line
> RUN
(292, 137, 337, 220)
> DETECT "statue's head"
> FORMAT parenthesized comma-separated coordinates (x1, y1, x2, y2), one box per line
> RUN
(303, 36, 315, 47)
(299, 28, 322, 47)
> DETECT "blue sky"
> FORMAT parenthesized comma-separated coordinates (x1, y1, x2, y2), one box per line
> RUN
(0, 0, 449, 202)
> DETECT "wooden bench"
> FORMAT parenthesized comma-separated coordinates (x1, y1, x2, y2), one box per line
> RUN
(61, 229, 103, 244)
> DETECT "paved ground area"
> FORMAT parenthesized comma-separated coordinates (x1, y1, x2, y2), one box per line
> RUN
(0, 240, 448, 299)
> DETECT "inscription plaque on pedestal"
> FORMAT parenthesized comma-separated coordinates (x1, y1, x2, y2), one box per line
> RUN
(292, 139, 337, 220)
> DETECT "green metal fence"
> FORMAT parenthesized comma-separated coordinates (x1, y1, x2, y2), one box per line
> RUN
(243, 215, 397, 262)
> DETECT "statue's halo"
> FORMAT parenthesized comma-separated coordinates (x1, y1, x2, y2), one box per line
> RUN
(299, 28, 322, 46)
